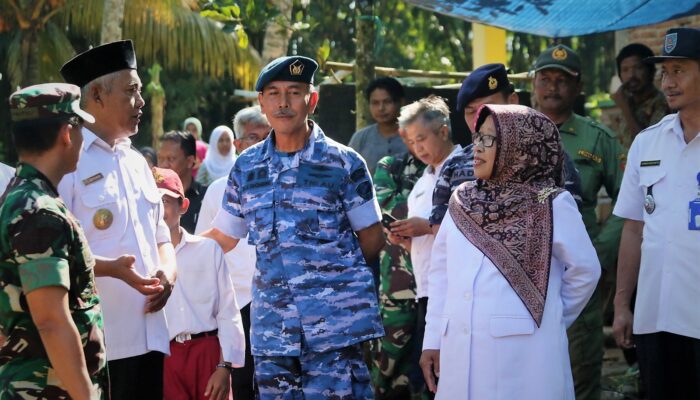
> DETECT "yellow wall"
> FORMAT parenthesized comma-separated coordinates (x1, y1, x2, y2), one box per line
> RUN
(472, 23, 507, 69)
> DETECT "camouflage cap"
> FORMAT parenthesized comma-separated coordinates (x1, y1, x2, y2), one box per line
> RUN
(533, 44, 581, 77)
(9, 83, 95, 123)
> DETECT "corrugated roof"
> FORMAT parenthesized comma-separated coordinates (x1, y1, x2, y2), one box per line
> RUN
(406, 0, 700, 37)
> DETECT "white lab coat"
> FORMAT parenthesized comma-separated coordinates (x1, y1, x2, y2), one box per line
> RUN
(423, 192, 600, 400)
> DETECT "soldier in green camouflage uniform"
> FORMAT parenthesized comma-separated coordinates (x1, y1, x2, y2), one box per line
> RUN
(372, 151, 426, 399)
(533, 45, 626, 400)
(0, 83, 108, 399)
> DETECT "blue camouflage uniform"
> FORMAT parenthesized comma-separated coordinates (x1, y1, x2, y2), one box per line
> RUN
(213, 120, 384, 398)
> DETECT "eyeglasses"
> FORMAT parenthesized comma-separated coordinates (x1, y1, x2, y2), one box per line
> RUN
(473, 133, 496, 148)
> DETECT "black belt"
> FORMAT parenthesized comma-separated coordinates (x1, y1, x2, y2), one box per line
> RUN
(191, 329, 218, 339)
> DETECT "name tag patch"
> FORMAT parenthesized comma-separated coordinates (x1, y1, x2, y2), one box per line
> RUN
(577, 149, 602, 164)
(640, 160, 661, 167)
(82, 173, 104, 186)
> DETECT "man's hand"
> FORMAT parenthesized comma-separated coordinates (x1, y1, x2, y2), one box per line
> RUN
(204, 367, 231, 400)
(420, 349, 440, 393)
(109, 255, 163, 296)
(385, 229, 411, 251)
(390, 217, 431, 238)
(144, 270, 173, 313)
(613, 306, 635, 349)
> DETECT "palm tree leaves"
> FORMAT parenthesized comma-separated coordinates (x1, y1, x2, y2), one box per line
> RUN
(61, 0, 260, 88)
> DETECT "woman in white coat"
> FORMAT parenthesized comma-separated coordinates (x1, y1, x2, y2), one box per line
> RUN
(420, 104, 600, 400)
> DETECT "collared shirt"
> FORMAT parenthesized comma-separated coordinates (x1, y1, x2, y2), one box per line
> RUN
(58, 127, 171, 360)
(182, 179, 207, 233)
(374, 153, 426, 300)
(0, 164, 108, 398)
(164, 228, 245, 366)
(0, 162, 14, 195)
(195, 176, 255, 308)
(409, 145, 461, 298)
(613, 113, 700, 339)
(212, 121, 384, 356)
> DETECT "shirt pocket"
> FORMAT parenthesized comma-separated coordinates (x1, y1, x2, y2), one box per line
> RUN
(292, 189, 342, 242)
(80, 184, 127, 240)
(489, 316, 535, 338)
(638, 167, 666, 191)
(241, 190, 275, 245)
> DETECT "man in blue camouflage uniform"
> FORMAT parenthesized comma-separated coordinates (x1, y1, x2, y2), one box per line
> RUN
(204, 56, 385, 399)
(430, 63, 583, 230)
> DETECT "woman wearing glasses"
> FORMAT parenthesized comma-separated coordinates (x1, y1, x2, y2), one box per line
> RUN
(419, 104, 600, 400)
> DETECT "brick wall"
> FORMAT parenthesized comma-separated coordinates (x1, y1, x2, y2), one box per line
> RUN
(624, 15, 700, 53)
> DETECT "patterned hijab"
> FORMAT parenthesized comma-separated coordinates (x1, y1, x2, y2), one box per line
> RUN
(448, 104, 564, 326)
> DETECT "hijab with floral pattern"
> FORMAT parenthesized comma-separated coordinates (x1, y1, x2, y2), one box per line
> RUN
(448, 104, 565, 326)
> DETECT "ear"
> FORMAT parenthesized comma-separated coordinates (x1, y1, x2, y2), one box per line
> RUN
(180, 197, 190, 215)
(507, 92, 519, 105)
(258, 92, 266, 113)
(186, 154, 196, 169)
(308, 90, 320, 114)
(234, 138, 242, 149)
(58, 123, 72, 148)
(90, 84, 103, 106)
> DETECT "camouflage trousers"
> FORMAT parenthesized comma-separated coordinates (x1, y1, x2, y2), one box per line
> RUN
(255, 343, 373, 399)
(371, 297, 425, 400)
(568, 285, 604, 400)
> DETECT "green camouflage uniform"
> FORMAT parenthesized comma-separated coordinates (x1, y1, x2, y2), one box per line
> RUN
(616, 88, 669, 149)
(0, 83, 106, 398)
(559, 114, 626, 400)
(371, 153, 426, 399)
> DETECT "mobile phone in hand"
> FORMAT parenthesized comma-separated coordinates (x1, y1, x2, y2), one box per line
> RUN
(382, 213, 398, 230)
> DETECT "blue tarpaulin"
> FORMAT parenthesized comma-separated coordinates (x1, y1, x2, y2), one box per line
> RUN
(405, 0, 700, 37)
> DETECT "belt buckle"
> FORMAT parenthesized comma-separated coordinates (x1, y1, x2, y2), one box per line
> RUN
(175, 333, 191, 343)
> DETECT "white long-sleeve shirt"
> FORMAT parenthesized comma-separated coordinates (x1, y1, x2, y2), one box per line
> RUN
(164, 228, 245, 366)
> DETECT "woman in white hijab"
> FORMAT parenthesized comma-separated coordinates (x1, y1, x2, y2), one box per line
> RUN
(196, 125, 236, 185)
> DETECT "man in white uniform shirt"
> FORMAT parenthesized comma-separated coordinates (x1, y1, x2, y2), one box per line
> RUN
(59, 40, 177, 399)
(195, 105, 270, 399)
(0, 162, 14, 194)
(613, 28, 700, 400)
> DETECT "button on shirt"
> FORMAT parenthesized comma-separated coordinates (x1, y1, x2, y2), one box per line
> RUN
(58, 128, 171, 360)
(613, 114, 700, 339)
(409, 145, 461, 299)
(164, 229, 245, 366)
(212, 121, 384, 356)
(195, 176, 255, 309)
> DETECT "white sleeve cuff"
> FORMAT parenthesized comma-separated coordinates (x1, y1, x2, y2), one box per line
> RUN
(212, 209, 248, 239)
(347, 199, 381, 232)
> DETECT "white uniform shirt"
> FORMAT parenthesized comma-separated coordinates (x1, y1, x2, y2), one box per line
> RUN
(424, 192, 599, 399)
(195, 176, 255, 308)
(164, 229, 245, 366)
(58, 128, 171, 360)
(0, 162, 15, 193)
(408, 145, 460, 299)
(613, 114, 700, 339)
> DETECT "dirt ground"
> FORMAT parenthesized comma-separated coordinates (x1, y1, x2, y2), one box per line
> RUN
(602, 326, 642, 400)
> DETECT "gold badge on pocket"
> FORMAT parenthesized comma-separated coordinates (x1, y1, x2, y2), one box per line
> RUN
(93, 209, 113, 230)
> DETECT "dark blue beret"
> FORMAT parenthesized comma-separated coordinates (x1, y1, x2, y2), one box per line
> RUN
(60, 40, 137, 88)
(255, 56, 318, 91)
(456, 63, 510, 112)
(645, 28, 700, 63)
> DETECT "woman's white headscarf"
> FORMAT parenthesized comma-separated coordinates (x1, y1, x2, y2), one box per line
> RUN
(201, 125, 237, 181)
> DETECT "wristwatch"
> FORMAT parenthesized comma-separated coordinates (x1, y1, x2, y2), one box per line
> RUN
(216, 362, 233, 371)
